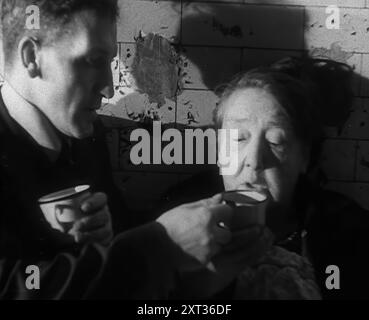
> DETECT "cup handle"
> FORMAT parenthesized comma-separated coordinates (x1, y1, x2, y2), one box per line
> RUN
(54, 204, 75, 230)
(54, 204, 64, 230)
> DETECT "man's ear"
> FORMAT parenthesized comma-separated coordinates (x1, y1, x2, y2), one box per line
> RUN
(18, 36, 41, 78)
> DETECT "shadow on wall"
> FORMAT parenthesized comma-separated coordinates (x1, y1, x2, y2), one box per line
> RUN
(175, 0, 369, 134)
(174, 1, 369, 194)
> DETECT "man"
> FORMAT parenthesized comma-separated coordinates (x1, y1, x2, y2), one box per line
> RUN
(0, 0, 271, 299)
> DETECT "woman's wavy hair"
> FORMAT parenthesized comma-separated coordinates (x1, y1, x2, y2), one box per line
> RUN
(214, 56, 354, 173)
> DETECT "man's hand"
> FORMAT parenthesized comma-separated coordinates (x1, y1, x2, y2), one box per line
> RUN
(156, 194, 233, 270)
(68, 192, 113, 246)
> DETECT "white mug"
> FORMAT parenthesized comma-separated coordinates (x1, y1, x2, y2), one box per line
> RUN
(38, 185, 91, 233)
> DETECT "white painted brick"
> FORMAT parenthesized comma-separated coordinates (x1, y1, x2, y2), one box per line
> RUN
(177, 90, 219, 127)
(305, 7, 369, 53)
(117, 0, 181, 43)
(98, 87, 176, 124)
(181, 47, 241, 90)
(356, 141, 369, 181)
(242, 48, 302, 71)
(320, 139, 357, 180)
(182, 3, 304, 49)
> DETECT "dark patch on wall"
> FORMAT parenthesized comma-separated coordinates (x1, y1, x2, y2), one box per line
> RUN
(131, 32, 183, 107)
(212, 18, 243, 38)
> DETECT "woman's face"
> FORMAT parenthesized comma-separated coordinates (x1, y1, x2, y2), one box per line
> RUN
(219, 87, 309, 207)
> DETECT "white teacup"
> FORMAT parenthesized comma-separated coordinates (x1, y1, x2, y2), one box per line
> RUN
(222, 189, 268, 230)
(38, 185, 91, 233)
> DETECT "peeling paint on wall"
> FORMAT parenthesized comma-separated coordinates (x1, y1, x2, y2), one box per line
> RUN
(131, 32, 183, 107)
(310, 42, 353, 63)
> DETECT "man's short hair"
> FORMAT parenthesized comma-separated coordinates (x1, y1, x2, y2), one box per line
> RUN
(1, 0, 119, 68)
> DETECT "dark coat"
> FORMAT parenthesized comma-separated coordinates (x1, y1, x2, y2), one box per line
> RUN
(160, 169, 369, 300)
(0, 92, 180, 299)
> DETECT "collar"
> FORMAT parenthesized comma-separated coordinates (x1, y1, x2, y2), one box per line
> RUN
(0, 83, 62, 160)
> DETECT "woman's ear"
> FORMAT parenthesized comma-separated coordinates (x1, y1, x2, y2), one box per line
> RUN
(18, 36, 41, 78)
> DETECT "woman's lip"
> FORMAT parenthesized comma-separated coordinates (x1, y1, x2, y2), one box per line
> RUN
(236, 187, 269, 198)
(238, 186, 268, 193)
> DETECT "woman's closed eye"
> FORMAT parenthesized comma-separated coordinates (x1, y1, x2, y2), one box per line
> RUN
(269, 140, 287, 152)
(266, 129, 289, 152)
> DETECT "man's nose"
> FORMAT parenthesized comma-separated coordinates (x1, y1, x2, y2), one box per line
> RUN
(100, 65, 115, 99)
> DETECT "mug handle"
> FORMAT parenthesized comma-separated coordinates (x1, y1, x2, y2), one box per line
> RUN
(54, 204, 75, 232)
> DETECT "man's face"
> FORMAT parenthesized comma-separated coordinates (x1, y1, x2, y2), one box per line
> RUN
(219, 87, 308, 207)
(36, 10, 117, 138)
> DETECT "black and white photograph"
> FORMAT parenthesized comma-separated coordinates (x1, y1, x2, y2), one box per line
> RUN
(1, 0, 369, 306)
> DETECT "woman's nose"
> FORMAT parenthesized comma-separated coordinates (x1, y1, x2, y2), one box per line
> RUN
(242, 138, 265, 171)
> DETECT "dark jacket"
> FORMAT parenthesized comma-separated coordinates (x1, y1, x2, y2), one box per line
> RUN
(161, 169, 369, 300)
(0, 91, 181, 299)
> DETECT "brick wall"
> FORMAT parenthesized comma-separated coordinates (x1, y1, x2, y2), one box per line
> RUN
(100, 0, 369, 212)
(2, 0, 369, 213)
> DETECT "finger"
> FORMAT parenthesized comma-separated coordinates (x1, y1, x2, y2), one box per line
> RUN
(73, 209, 110, 232)
(212, 223, 232, 245)
(81, 192, 108, 213)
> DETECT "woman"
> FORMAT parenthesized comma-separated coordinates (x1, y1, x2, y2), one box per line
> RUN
(164, 57, 369, 299)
